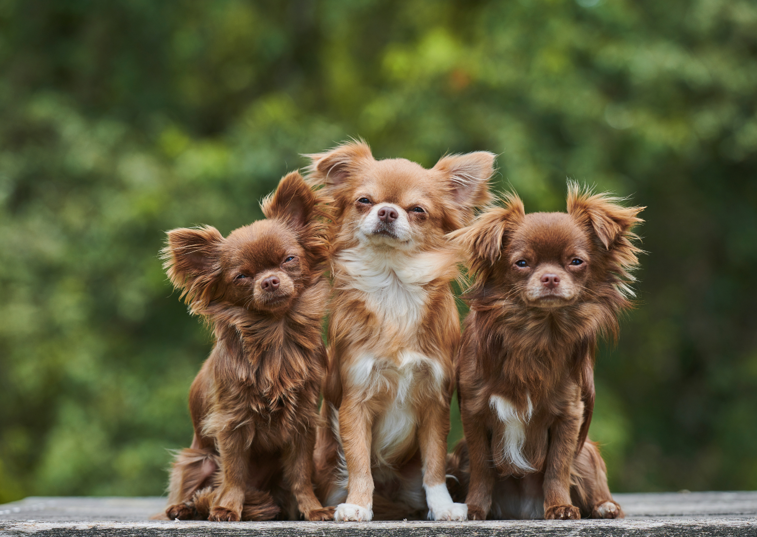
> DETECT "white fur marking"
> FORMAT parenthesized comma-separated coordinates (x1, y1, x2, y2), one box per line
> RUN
(337, 247, 453, 332)
(424, 484, 467, 521)
(334, 503, 373, 522)
(490, 395, 535, 473)
(595, 501, 618, 518)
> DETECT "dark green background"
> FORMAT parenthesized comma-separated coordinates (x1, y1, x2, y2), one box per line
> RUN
(1, 0, 756, 502)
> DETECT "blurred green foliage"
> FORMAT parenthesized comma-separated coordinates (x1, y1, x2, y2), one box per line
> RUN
(1, 0, 756, 503)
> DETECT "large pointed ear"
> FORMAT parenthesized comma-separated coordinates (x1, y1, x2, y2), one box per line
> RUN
(261, 171, 318, 229)
(448, 193, 525, 276)
(567, 182, 644, 251)
(433, 151, 496, 208)
(161, 226, 224, 312)
(305, 140, 374, 191)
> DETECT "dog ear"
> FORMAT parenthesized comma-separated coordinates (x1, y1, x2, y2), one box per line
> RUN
(305, 140, 374, 190)
(162, 226, 224, 313)
(449, 193, 525, 275)
(433, 151, 496, 208)
(567, 182, 644, 250)
(262, 171, 318, 229)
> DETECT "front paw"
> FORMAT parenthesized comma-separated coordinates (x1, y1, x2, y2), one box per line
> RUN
(545, 504, 580, 520)
(166, 503, 195, 520)
(592, 500, 623, 519)
(209, 506, 241, 522)
(467, 504, 487, 521)
(430, 502, 467, 521)
(334, 503, 373, 522)
(305, 506, 337, 521)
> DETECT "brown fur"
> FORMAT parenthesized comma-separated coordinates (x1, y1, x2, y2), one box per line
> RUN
(447, 183, 642, 520)
(162, 171, 335, 522)
(307, 140, 494, 521)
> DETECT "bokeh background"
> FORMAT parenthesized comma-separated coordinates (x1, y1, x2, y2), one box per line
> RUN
(1, 0, 756, 503)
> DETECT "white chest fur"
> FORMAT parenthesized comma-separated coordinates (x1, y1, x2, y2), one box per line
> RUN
(337, 246, 449, 331)
(489, 394, 535, 473)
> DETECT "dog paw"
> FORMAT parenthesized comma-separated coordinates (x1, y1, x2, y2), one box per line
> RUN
(334, 503, 372, 522)
(467, 504, 487, 521)
(592, 500, 623, 519)
(306, 506, 337, 521)
(430, 502, 468, 521)
(209, 506, 241, 522)
(166, 503, 195, 520)
(545, 504, 580, 520)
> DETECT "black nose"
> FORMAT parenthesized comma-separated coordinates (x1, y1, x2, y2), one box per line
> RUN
(377, 207, 398, 223)
(541, 273, 560, 289)
(261, 276, 280, 292)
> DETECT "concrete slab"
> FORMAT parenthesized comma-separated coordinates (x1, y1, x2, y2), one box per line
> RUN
(1, 492, 756, 535)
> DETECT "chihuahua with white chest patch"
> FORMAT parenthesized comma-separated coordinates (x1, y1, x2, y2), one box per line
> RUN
(308, 141, 494, 521)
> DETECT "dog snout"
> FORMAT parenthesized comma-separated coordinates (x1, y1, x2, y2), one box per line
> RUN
(261, 275, 280, 292)
(541, 273, 560, 289)
(377, 207, 398, 223)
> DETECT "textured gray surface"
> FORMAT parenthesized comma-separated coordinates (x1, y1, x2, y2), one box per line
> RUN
(1, 492, 756, 535)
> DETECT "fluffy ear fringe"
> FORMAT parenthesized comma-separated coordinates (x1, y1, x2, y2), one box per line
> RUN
(567, 181, 645, 299)
(434, 151, 496, 208)
(304, 139, 373, 190)
(261, 171, 330, 229)
(161, 226, 224, 315)
(449, 193, 525, 276)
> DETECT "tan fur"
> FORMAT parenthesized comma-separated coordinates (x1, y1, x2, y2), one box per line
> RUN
(448, 183, 642, 520)
(162, 172, 335, 522)
(307, 141, 494, 521)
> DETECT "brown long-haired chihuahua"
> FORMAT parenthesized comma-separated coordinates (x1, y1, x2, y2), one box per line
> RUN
(447, 184, 643, 520)
(307, 141, 494, 521)
(161, 171, 335, 522)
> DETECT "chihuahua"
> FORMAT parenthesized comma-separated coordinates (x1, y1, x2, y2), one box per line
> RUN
(162, 171, 335, 522)
(307, 141, 494, 521)
(448, 184, 643, 520)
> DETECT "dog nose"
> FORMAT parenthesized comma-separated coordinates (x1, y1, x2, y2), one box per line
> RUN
(541, 274, 560, 289)
(261, 276, 280, 292)
(377, 207, 398, 223)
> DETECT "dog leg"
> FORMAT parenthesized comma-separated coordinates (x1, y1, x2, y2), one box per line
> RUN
(543, 403, 582, 520)
(571, 441, 624, 519)
(461, 406, 495, 520)
(419, 399, 467, 521)
(208, 429, 248, 522)
(334, 400, 374, 522)
(165, 444, 218, 520)
(284, 429, 336, 521)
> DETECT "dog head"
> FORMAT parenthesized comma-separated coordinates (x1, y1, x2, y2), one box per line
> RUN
(163, 171, 329, 316)
(307, 140, 494, 251)
(452, 183, 644, 310)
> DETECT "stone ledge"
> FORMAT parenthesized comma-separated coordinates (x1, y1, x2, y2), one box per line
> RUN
(1, 492, 756, 536)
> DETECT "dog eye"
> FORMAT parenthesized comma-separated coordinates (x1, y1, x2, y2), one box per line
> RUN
(284, 256, 296, 263)
(570, 258, 584, 266)
(515, 260, 528, 268)
(235, 274, 248, 280)
(410, 206, 425, 213)
(357, 197, 371, 204)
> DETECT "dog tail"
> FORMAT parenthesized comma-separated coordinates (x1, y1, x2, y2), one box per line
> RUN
(445, 439, 470, 503)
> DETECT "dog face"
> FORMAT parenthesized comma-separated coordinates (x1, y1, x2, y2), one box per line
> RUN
(452, 184, 644, 310)
(163, 171, 327, 315)
(307, 141, 495, 251)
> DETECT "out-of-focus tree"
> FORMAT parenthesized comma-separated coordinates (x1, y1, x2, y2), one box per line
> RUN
(1, 0, 756, 502)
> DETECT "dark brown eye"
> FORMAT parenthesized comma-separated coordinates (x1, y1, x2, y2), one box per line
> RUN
(410, 206, 425, 213)
(570, 258, 584, 266)
(515, 260, 528, 268)
(357, 197, 371, 204)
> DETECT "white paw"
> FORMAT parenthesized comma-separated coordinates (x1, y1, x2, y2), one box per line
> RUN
(334, 503, 373, 522)
(595, 501, 619, 518)
(430, 502, 468, 521)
